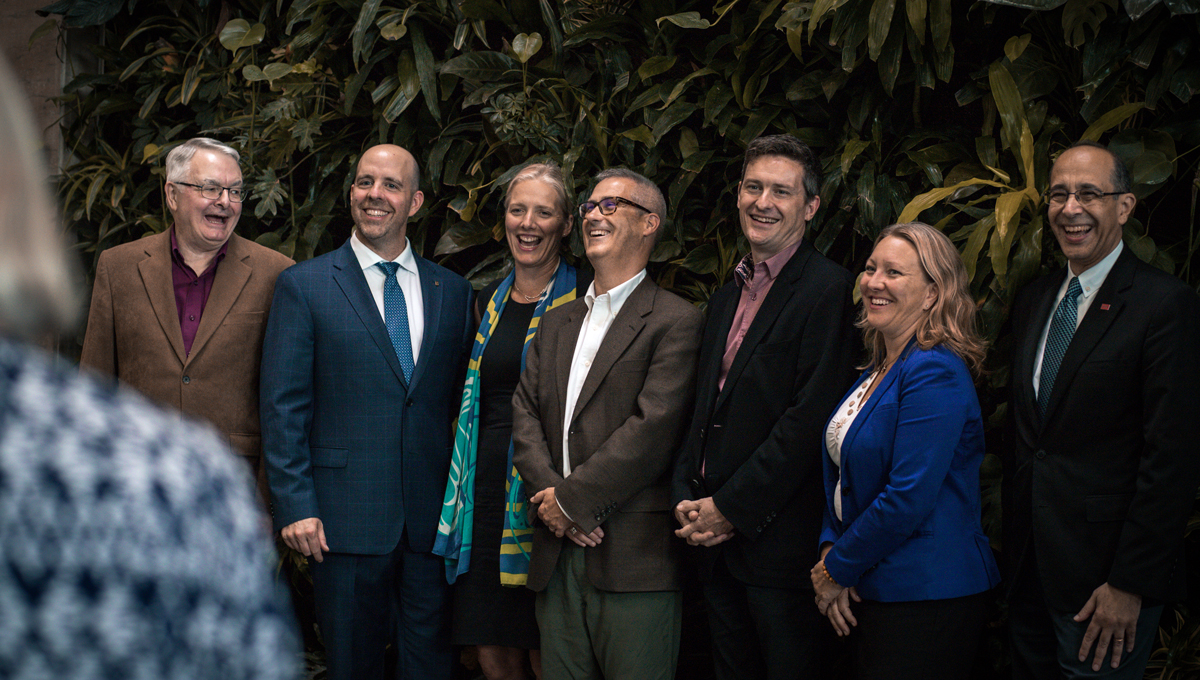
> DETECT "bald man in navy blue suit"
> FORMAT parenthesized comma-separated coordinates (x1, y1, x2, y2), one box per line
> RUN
(261, 145, 472, 680)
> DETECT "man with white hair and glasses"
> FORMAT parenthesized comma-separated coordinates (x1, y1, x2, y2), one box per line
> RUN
(81, 137, 294, 499)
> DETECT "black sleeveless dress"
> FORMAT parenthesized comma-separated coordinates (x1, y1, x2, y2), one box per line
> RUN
(450, 286, 539, 649)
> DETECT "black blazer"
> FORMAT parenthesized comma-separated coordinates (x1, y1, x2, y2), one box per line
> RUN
(1004, 245, 1200, 610)
(672, 239, 859, 587)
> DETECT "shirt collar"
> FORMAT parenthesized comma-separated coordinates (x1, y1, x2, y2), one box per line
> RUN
(735, 240, 801, 288)
(169, 227, 229, 275)
(584, 269, 647, 317)
(1072, 240, 1123, 300)
(350, 231, 418, 275)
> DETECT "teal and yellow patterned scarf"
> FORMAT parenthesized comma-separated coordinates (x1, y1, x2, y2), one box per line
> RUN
(434, 260, 577, 585)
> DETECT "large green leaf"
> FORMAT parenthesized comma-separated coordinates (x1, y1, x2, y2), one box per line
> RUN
(351, 0, 384, 65)
(899, 177, 1007, 223)
(868, 0, 897, 61)
(440, 51, 519, 83)
(219, 19, 266, 52)
(383, 52, 422, 122)
(1080, 102, 1145, 141)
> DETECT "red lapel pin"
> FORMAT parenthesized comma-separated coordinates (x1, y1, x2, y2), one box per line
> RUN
(1100, 303, 1111, 311)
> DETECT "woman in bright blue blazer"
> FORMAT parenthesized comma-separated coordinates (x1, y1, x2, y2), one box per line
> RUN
(811, 222, 1000, 680)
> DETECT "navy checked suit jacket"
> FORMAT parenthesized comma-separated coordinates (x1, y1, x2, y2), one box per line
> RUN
(260, 238, 472, 555)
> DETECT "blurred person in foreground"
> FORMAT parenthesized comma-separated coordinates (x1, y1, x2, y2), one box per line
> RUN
(79, 136, 294, 500)
(811, 222, 1000, 680)
(0, 54, 299, 680)
(435, 162, 591, 680)
(1005, 141, 1200, 679)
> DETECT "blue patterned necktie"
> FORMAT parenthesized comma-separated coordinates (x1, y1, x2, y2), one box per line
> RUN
(376, 261, 414, 383)
(1037, 276, 1082, 416)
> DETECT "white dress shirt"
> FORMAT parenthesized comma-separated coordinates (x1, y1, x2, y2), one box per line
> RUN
(561, 269, 647, 480)
(1032, 240, 1123, 396)
(350, 231, 425, 364)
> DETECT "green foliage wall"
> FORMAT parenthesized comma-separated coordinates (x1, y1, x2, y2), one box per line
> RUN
(41, 0, 1200, 676)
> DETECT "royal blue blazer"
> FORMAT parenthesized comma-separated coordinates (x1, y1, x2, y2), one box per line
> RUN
(820, 340, 1000, 602)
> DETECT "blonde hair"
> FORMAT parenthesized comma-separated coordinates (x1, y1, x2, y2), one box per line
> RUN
(0, 55, 78, 339)
(860, 222, 986, 376)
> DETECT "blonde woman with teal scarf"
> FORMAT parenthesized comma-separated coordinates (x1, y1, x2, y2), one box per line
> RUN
(435, 162, 589, 680)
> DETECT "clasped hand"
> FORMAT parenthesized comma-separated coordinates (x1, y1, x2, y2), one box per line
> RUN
(673, 497, 734, 546)
(530, 487, 604, 548)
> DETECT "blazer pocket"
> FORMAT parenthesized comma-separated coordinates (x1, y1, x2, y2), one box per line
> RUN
(611, 359, 649, 374)
(223, 311, 265, 325)
(311, 447, 349, 468)
(228, 433, 261, 459)
(1085, 494, 1133, 523)
(753, 340, 791, 357)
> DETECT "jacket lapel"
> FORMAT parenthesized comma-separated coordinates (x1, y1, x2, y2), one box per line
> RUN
(408, 254, 443, 392)
(186, 235, 251, 367)
(697, 284, 737, 419)
(1040, 249, 1133, 425)
(331, 240, 408, 385)
(555, 299, 587, 425)
(1016, 273, 1060, 431)
(569, 277, 653, 423)
(137, 231, 187, 365)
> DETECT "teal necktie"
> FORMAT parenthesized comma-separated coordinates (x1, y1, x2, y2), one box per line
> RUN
(1037, 276, 1082, 416)
(376, 262, 414, 382)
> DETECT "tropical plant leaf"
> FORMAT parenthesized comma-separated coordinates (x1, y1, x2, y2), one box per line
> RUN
(658, 12, 711, 29)
(219, 19, 265, 52)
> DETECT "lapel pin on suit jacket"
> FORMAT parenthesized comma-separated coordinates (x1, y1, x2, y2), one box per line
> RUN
(1100, 303, 1111, 310)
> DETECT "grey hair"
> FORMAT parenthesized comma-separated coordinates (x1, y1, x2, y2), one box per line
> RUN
(593, 167, 667, 245)
(0, 54, 79, 338)
(165, 138, 241, 183)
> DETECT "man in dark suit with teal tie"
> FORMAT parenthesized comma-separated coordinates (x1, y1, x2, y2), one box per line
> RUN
(1005, 141, 1200, 679)
(261, 144, 473, 680)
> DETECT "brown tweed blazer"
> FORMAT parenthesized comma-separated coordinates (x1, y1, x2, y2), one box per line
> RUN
(512, 276, 703, 592)
(80, 230, 294, 495)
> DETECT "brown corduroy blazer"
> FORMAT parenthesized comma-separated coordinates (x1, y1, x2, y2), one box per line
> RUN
(512, 276, 703, 593)
(80, 230, 294, 496)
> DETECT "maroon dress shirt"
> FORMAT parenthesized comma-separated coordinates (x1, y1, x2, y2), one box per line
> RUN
(170, 229, 228, 355)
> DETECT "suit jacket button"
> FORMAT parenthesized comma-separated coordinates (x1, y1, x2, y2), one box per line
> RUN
(1035, 450, 1046, 460)
(406, 398, 414, 407)
(699, 427, 706, 439)
(182, 375, 190, 384)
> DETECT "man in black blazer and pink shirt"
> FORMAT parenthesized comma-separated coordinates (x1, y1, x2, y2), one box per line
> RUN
(672, 134, 858, 680)
(1005, 141, 1200, 679)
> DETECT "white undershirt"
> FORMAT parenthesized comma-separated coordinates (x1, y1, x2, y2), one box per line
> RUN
(1032, 241, 1122, 396)
(825, 370, 876, 521)
(350, 232, 424, 364)
(561, 269, 647, 479)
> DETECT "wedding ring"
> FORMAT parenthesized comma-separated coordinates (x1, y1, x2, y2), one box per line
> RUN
(569, 527, 577, 534)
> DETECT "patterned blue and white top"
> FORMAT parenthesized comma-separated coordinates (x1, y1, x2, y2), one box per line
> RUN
(0, 340, 299, 680)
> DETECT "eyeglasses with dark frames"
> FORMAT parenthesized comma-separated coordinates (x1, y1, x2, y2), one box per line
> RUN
(173, 181, 245, 203)
(1042, 189, 1124, 206)
(578, 196, 652, 218)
